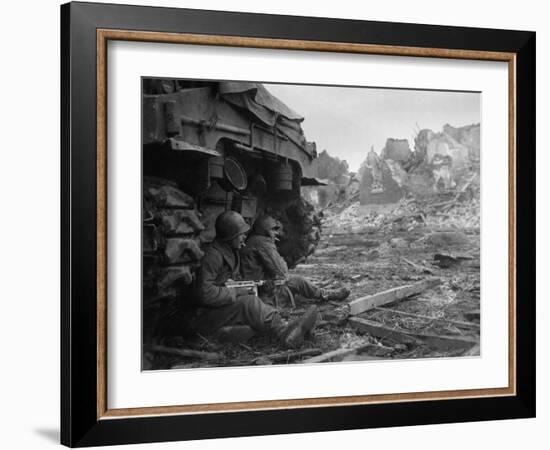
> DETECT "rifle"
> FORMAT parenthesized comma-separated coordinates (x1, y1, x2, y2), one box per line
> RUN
(225, 279, 286, 297)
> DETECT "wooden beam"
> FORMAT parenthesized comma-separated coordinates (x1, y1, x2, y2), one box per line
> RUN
(348, 278, 441, 316)
(374, 306, 480, 330)
(401, 257, 435, 275)
(145, 344, 222, 361)
(348, 317, 421, 345)
(302, 344, 385, 364)
(349, 317, 478, 351)
(462, 344, 481, 356)
(267, 348, 323, 363)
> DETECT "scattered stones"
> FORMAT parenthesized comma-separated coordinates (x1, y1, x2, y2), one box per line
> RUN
(424, 231, 470, 248)
(464, 310, 480, 322)
(389, 237, 409, 248)
(252, 356, 273, 366)
(365, 250, 380, 261)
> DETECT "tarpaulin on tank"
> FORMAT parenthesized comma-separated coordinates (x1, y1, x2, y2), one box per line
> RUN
(219, 82, 304, 127)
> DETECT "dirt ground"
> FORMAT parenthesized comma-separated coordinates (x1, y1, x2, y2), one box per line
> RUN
(149, 195, 481, 370)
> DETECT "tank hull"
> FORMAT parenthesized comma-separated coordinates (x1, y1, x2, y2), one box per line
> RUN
(141, 80, 323, 342)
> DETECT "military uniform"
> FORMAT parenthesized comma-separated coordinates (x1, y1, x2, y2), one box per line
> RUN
(240, 233, 323, 307)
(183, 211, 318, 348)
(191, 239, 283, 335)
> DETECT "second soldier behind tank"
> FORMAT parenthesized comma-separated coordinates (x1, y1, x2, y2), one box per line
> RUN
(240, 214, 350, 308)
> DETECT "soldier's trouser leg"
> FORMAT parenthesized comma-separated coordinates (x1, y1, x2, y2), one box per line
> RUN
(236, 294, 279, 332)
(286, 275, 322, 300)
(193, 295, 280, 335)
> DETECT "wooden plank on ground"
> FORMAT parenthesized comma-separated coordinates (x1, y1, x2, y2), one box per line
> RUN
(348, 317, 421, 345)
(349, 317, 478, 351)
(462, 344, 480, 356)
(348, 278, 441, 316)
(145, 344, 222, 361)
(401, 257, 435, 275)
(302, 344, 378, 364)
(267, 348, 323, 363)
(374, 306, 480, 330)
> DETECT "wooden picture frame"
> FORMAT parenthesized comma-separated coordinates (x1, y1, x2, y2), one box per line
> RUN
(61, 1, 535, 446)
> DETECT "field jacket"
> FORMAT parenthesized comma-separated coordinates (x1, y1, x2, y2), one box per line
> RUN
(240, 234, 288, 281)
(196, 240, 240, 308)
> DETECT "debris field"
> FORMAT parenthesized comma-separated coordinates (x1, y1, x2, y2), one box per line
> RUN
(148, 190, 480, 369)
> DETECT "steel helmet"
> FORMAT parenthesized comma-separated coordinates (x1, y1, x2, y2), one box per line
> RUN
(215, 211, 250, 241)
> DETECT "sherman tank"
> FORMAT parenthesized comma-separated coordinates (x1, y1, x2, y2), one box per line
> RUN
(142, 79, 324, 341)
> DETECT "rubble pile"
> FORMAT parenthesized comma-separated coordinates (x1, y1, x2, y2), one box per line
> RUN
(254, 123, 481, 363)
(358, 123, 480, 205)
(300, 131, 481, 362)
(323, 191, 479, 234)
(424, 197, 480, 229)
(322, 203, 372, 231)
(147, 123, 481, 369)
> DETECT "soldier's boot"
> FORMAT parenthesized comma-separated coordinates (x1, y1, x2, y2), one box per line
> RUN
(270, 306, 319, 349)
(320, 287, 350, 302)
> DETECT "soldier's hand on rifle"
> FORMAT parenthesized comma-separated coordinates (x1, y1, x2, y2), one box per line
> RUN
(226, 279, 256, 298)
(225, 279, 237, 301)
(225, 280, 238, 302)
(236, 286, 257, 296)
(262, 279, 276, 294)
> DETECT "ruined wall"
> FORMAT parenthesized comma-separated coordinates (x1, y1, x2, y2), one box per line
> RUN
(443, 123, 480, 161)
(426, 135, 469, 171)
(359, 150, 404, 204)
(310, 150, 349, 182)
(304, 150, 352, 208)
(381, 138, 412, 162)
(359, 123, 480, 204)
(302, 182, 343, 209)
(420, 123, 480, 191)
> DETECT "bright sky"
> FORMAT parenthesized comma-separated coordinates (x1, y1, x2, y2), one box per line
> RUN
(265, 83, 480, 172)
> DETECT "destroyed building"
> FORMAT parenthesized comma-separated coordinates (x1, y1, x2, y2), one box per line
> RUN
(359, 123, 480, 205)
(359, 147, 405, 204)
(142, 81, 482, 368)
(302, 150, 351, 208)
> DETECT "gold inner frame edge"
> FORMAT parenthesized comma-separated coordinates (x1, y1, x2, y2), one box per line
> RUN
(95, 29, 517, 419)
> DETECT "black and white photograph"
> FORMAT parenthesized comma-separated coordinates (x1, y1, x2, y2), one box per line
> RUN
(0, 0, 543, 447)
(142, 78, 481, 370)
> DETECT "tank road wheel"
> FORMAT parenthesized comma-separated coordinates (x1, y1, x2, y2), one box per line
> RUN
(270, 197, 322, 269)
(143, 177, 205, 345)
